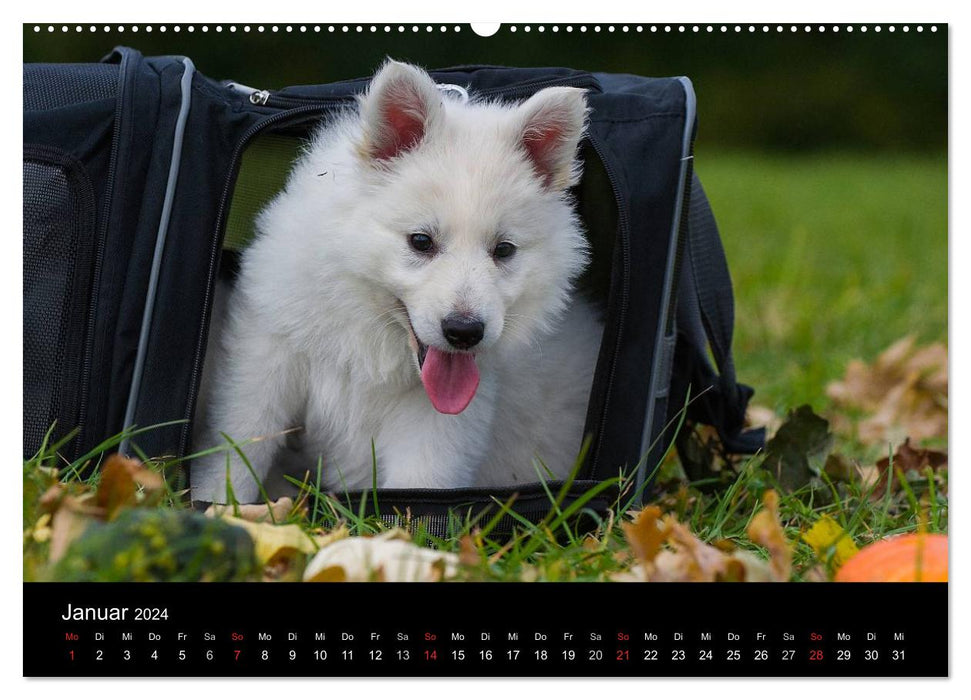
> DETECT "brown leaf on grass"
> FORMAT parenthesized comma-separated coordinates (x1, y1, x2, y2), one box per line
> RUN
(36, 483, 104, 563)
(620, 506, 668, 564)
(48, 506, 94, 563)
(876, 438, 947, 472)
(747, 490, 792, 581)
(205, 497, 296, 523)
(615, 492, 789, 582)
(95, 455, 137, 518)
(33, 456, 167, 565)
(94, 454, 165, 519)
(826, 336, 947, 445)
(458, 534, 481, 567)
(856, 438, 949, 500)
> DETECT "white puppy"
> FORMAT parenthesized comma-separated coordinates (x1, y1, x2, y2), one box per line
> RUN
(192, 60, 602, 503)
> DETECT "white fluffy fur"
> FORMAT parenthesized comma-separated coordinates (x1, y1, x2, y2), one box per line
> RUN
(191, 61, 603, 503)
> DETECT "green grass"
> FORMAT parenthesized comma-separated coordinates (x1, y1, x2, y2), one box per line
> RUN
(24, 422, 947, 582)
(24, 150, 948, 582)
(699, 149, 947, 412)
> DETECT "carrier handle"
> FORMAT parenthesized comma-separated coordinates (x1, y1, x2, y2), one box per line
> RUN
(676, 173, 764, 454)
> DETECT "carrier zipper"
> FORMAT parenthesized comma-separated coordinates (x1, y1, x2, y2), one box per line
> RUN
(584, 134, 631, 480)
(76, 49, 132, 457)
(667, 142, 694, 333)
(248, 73, 600, 110)
(178, 103, 344, 458)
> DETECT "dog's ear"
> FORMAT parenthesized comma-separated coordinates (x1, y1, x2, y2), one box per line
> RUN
(359, 60, 442, 163)
(517, 87, 588, 191)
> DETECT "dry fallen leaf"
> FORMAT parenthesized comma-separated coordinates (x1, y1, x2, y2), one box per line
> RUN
(827, 336, 947, 445)
(616, 491, 789, 582)
(620, 506, 668, 564)
(854, 439, 948, 500)
(94, 454, 165, 520)
(458, 534, 482, 567)
(303, 530, 459, 582)
(876, 438, 947, 473)
(205, 497, 295, 523)
(37, 483, 103, 563)
(48, 500, 97, 563)
(747, 490, 792, 581)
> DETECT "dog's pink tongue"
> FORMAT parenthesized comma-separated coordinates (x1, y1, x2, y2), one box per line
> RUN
(420, 347, 480, 414)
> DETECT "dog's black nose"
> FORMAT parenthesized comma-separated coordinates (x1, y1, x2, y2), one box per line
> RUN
(441, 315, 485, 350)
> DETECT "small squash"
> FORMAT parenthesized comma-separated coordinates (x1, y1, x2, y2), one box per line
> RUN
(835, 533, 947, 582)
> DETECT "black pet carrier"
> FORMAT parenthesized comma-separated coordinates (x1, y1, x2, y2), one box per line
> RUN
(23, 47, 762, 532)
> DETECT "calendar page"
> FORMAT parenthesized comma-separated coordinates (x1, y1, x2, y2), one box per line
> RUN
(22, 19, 948, 679)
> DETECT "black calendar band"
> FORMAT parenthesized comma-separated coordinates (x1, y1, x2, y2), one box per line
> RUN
(24, 582, 948, 677)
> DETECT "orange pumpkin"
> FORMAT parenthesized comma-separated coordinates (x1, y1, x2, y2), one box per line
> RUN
(835, 533, 948, 582)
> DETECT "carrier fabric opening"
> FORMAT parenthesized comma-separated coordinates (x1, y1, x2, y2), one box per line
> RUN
(178, 68, 697, 530)
(193, 123, 618, 505)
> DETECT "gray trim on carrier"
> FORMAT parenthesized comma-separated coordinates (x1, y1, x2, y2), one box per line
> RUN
(634, 76, 697, 495)
(120, 57, 196, 455)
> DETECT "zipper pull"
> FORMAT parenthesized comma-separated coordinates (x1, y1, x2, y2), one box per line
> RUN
(249, 89, 271, 106)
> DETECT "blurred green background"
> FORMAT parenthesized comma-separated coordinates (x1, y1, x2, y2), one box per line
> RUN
(23, 24, 948, 412)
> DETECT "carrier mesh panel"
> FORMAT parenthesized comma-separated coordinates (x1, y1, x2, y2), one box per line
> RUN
(23, 63, 118, 111)
(23, 161, 81, 453)
(380, 508, 559, 540)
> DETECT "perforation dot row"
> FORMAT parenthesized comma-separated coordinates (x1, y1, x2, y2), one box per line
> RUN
(32, 24, 939, 34)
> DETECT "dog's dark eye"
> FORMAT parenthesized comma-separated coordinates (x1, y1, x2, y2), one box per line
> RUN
(493, 241, 517, 260)
(409, 232, 435, 253)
